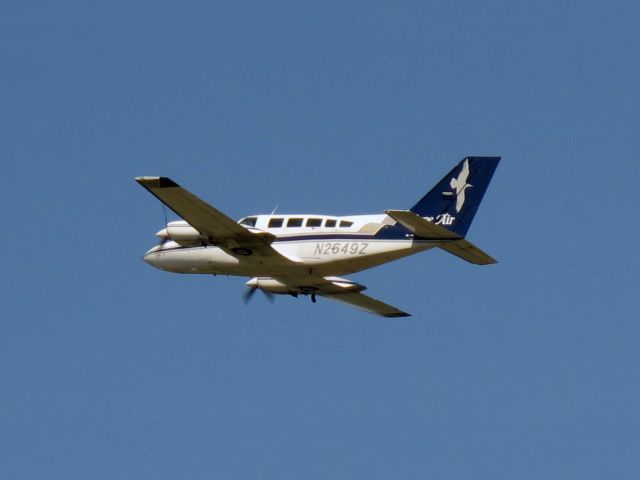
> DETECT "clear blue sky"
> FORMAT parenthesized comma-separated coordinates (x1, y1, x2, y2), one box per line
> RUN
(1, 1, 639, 478)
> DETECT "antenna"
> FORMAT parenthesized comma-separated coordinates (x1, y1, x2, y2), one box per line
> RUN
(270, 205, 279, 215)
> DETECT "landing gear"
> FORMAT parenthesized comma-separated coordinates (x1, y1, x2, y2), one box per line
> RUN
(231, 247, 252, 256)
(301, 288, 318, 303)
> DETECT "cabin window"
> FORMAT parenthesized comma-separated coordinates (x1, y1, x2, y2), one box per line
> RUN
(287, 218, 304, 227)
(306, 218, 322, 227)
(268, 218, 284, 228)
(325, 219, 336, 228)
(239, 217, 257, 227)
(339, 220, 353, 228)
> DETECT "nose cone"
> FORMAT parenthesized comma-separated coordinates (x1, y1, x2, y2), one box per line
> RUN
(142, 245, 164, 269)
(155, 228, 169, 240)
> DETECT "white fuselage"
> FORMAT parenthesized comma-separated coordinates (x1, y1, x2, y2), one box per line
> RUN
(143, 213, 437, 278)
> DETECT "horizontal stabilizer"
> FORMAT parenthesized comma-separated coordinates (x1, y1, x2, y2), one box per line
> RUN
(384, 210, 496, 264)
(385, 210, 461, 240)
(439, 239, 497, 265)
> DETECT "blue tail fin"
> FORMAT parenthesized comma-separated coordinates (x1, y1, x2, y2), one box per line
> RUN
(410, 156, 500, 237)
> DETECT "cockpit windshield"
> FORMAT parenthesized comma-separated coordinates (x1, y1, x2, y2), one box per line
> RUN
(239, 217, 257, 227)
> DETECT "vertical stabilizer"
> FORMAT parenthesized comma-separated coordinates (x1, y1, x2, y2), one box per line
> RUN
(409, 156, 500, 237)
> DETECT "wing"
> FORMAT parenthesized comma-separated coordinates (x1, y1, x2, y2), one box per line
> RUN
(319, 291, 410, 317)
(275, 275, 410, 318)
(135, 176, 288, 260)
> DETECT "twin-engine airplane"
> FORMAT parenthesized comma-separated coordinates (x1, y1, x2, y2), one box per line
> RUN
(136, 156, 500, 317)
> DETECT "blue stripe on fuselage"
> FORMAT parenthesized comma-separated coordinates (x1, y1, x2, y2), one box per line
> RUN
(271, 224, 412, 243)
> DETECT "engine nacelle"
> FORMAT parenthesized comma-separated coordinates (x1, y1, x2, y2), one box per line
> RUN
(156, 221, 204, 245)
(246, 277, 291, 294)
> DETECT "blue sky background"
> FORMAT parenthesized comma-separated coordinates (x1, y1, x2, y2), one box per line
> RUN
(1, 1, 639, 478)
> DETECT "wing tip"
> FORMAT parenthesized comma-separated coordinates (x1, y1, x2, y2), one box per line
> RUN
(135, 176, 179, 188)
(383, 312, 412, 318)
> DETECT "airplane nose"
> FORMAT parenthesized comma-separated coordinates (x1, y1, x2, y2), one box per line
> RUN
(142, 245, 164, 269)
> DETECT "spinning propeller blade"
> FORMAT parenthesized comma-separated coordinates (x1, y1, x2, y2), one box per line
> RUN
(243, 286, 275, 304)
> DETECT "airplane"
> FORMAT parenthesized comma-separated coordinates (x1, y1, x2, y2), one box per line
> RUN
(136, 156, 500, 317)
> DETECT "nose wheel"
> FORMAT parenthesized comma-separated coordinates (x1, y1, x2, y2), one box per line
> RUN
(311, 293, 316, 303)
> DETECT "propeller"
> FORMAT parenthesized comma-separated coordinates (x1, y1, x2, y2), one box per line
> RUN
(158, 204, 170, 247)
(162, 204, 169, 229)
(243, 286, 275, 304)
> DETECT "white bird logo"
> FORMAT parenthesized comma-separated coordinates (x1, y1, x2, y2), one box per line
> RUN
(446, 159, 473, 212)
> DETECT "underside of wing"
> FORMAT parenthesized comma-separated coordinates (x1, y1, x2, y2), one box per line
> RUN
(135, 176, 287, 260)
(274, 274, 411, 318)
(319, 290, 411, 318)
